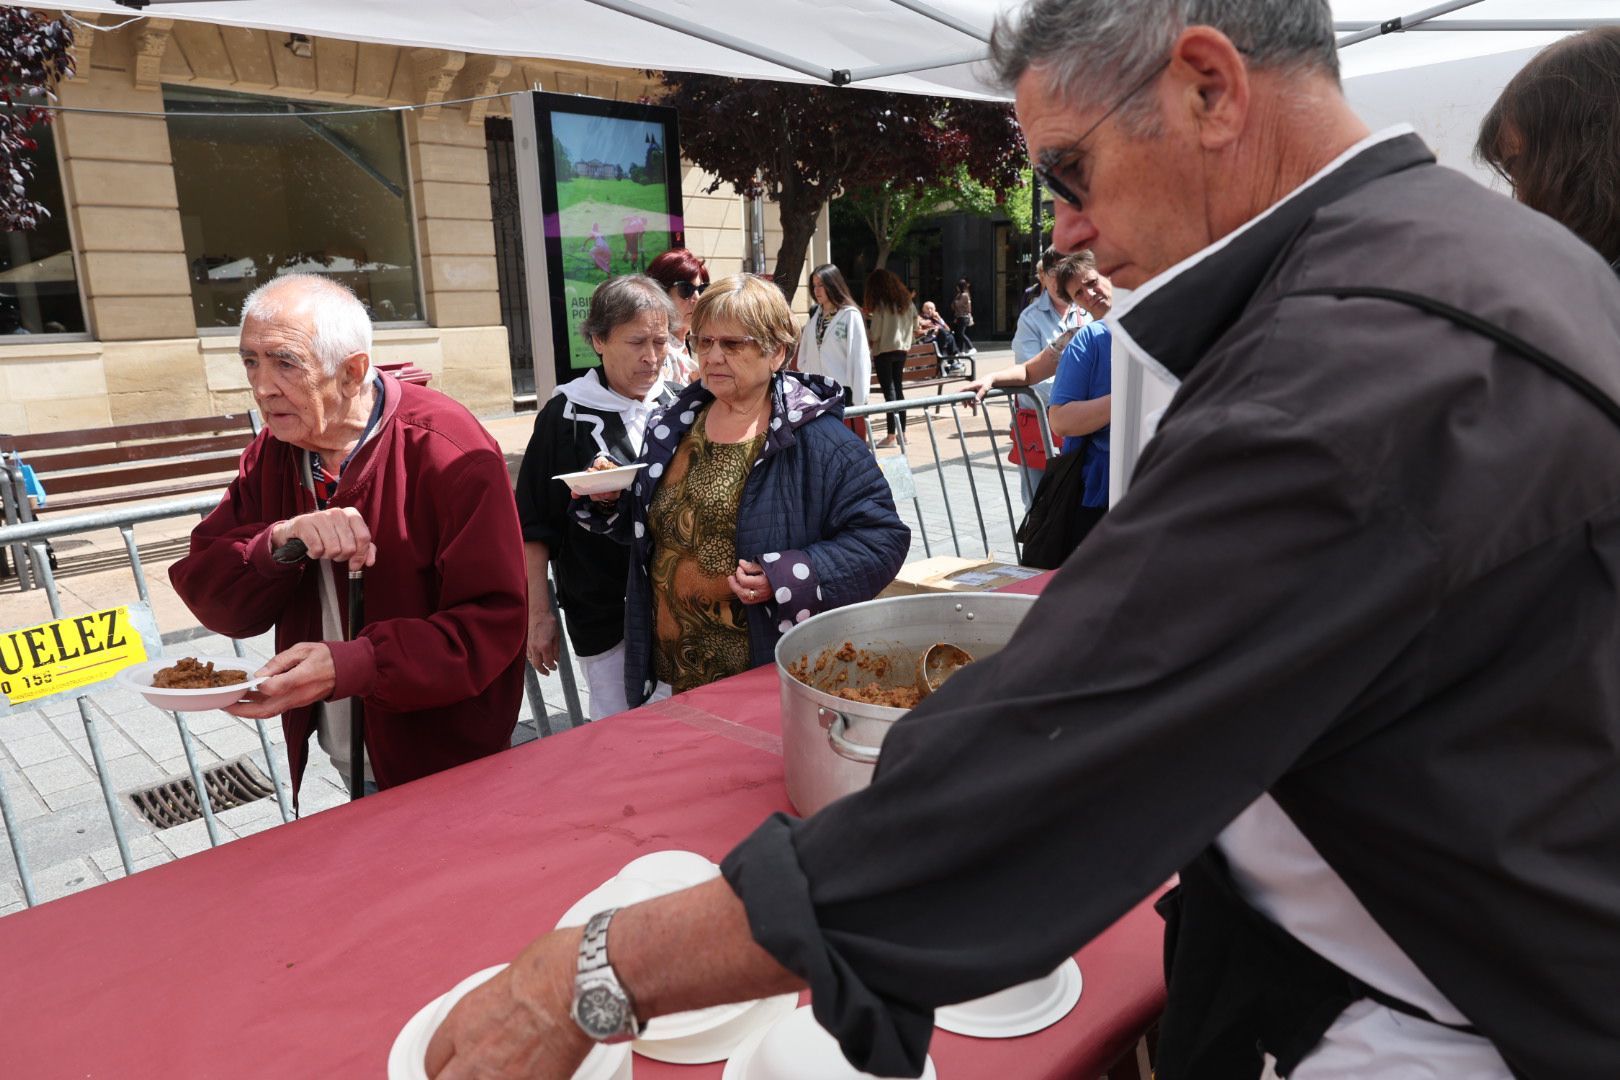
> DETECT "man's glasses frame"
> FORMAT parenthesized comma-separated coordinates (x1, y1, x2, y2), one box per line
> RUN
(1032, 58, 1172, 212)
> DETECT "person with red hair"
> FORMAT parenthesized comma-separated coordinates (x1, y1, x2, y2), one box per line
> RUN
(645, 248, 710, 385)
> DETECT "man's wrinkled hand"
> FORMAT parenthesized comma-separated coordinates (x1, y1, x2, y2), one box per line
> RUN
(272, 507, 376, 572)
(425, 929, 593, 1080)
(226, 642, 337, 719)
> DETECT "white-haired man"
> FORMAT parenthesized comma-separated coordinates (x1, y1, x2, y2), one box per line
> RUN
(171, 274, 526, 800)
(426, 3, 1620, 1078)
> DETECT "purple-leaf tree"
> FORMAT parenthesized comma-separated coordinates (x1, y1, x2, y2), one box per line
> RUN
(656, 72, 1025, 303)
(0, 9, 75, 231)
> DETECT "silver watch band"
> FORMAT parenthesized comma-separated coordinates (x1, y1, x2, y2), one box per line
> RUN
(579, 907, 618, 975)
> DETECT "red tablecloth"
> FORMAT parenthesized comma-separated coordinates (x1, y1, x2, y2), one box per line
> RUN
(0, 574, 1163, 1078)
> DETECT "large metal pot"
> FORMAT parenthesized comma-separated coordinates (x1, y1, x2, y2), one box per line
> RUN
(775, 592, 1038, 815)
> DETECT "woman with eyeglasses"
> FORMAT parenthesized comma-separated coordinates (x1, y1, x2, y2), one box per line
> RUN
(515, 275, 679, 719)
(1476, 26, 1620, 271)
(568, 274, 910, 707)
(796, 263, 871, 407)
(864, 268, 919, 449)
(646, 248, 711, 385)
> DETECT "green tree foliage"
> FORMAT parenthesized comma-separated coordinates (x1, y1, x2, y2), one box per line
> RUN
(656, 71, 1025, 303)
(552, 135, 574, 180)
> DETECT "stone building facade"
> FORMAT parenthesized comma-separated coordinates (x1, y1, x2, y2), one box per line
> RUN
(0, 14, 814, 434)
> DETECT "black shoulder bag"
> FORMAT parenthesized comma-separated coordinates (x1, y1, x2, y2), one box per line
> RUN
(1015, 441, 1093, 570)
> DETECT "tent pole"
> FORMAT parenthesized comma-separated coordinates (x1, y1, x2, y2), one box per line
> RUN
(843, 50, 993, 84)
(1336, 0, 1488, 48)
(883, 0, 992, 44)
(577, 0, 837, 83)
(1335, 19, 1620, 33)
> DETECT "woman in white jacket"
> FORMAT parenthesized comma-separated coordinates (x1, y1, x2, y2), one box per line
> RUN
(796, 264, 871, 407)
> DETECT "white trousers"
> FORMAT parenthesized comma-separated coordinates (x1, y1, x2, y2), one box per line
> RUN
(577, 642, 629, 721)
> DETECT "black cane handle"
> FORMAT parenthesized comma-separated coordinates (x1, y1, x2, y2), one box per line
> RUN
(271, 537, 309, 564)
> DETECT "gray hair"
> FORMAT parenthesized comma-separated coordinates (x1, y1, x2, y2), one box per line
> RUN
(241, 273, 373, 376)
(991, 0, 1338, 132)
(581, 274, 678, 343)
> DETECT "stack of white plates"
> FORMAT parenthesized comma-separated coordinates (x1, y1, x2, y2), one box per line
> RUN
(934, 958, 1082, 1038)
(388, 964, 631, 1080)
(723, 1005, 938, 1080)
(558, 850, 799, 1065)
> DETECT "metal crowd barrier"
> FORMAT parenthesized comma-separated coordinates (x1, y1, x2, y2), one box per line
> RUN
(847, 386, 1052, 565)
(0, 494, 585, 909)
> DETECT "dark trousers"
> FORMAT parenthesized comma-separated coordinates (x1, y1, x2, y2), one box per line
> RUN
(873, 350, 907, 435)
(952, 317, 974, 353)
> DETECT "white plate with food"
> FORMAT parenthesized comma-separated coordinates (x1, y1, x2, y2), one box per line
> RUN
(555, 463, 647, 496)
(117, 655, 263, 712)
(388, 964, 631, 1080)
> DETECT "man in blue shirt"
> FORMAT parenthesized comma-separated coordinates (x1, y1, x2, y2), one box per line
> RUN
(1048, 265, 1113, 532)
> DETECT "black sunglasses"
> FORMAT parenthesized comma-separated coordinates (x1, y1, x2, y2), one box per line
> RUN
(1032, 58, 1171, 211)
(671, 281, 707, 300)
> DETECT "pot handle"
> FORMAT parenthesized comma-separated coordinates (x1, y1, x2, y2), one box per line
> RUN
(825, 712, 882, 765)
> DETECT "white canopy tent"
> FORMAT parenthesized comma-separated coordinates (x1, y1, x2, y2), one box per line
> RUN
(6, 0, 1610, 482)
(3, 0, 1614, 103)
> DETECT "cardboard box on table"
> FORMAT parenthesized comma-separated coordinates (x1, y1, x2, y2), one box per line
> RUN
(879, 556, 1044, 598)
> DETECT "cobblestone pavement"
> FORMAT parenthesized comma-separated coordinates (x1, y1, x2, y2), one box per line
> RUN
(0, 347, 1022, 916)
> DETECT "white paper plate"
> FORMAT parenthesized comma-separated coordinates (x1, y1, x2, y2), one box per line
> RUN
(116, 656, 263, 712)
(555, 463, 647, 495)
(616, 849, 722, 887)
(722, 1006, 937, 1080)
(933, 957, 1082, 1039)
(634, 992, 797, 1065)
(388, 964, 631, 1080)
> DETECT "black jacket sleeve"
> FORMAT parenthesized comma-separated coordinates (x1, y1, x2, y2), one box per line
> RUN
(515, 398, 567, 549)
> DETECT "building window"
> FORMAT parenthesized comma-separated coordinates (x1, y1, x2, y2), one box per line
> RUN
(1, 117, 86, 337)
(164, 86, 423, 329)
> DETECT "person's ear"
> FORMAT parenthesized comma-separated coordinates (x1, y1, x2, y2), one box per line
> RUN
(590, 334, 607, 357)
(1169, 26, 1249, 152)
(340, 352, 370, 395)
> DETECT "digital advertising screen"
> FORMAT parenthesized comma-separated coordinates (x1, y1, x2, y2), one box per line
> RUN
(531, 94, 684, 382)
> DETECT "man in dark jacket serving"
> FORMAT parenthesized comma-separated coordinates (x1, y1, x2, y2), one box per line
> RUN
(427, 2, 1620, 1077)
(171, 274, 526, 801)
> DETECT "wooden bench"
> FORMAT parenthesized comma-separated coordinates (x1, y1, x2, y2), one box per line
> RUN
(0, 412, 261, 579)
(870, 339, 978, 397)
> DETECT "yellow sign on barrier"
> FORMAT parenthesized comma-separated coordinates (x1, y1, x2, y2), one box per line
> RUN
(0, 606, 149, 708)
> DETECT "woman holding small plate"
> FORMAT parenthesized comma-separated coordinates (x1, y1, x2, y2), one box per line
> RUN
(515, 275, 678, 719)
(570, 273, 910, 708)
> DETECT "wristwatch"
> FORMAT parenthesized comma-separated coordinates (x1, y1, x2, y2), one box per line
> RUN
(571, 907, 643, 1043)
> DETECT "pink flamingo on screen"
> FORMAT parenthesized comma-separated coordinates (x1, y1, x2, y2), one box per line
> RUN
(586, 223, 613, 275)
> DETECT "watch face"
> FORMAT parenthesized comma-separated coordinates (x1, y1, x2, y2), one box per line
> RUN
(574, 982, 628, 1039)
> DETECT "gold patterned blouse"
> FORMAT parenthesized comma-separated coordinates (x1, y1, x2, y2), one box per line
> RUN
(647, 406, 767, 693)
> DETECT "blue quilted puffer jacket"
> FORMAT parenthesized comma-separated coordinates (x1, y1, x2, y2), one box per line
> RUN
(573, 371, 911, 707)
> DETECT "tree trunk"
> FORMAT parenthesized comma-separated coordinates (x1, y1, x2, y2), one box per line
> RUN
(874, 242, 892, 270)
(771, 199, 822, 307)
(767, 170, 829, 304)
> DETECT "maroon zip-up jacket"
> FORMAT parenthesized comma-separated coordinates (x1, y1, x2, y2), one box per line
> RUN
(170, 374, 526, 799)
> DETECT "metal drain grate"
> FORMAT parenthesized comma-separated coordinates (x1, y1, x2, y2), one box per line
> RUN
(127, 758, 275, 829)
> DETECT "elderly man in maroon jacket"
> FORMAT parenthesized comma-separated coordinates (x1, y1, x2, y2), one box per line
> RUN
(170, 274, 526, 801)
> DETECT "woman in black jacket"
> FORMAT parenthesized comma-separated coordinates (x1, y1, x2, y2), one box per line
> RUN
(514, 275, 677, 719)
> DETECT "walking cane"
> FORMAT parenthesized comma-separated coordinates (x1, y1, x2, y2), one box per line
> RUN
(346, 566, 365, 800)
(271, 536, 367, 800)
